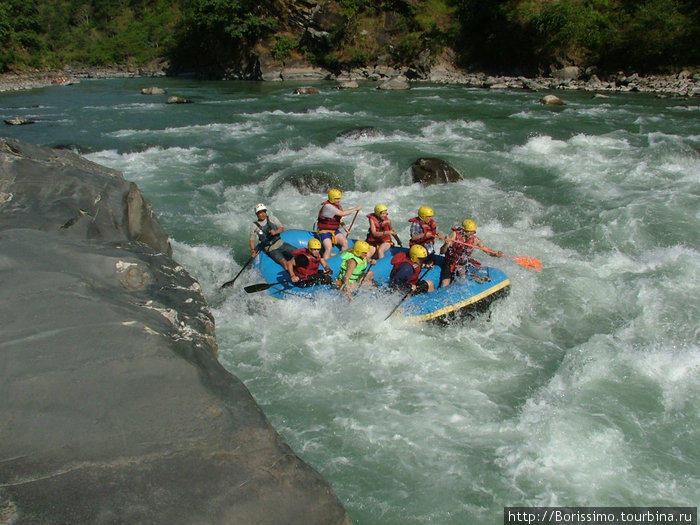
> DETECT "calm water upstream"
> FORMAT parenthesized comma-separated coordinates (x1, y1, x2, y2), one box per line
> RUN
(2, 78, 698, 524)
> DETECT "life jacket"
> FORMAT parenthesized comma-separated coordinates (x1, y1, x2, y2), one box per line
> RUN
(390, 251, 421, 285)
(337, 251, 368, 283)
(366, 213, 393, 245)
(408, 216, 438, 247)
(317, 200, 343, 231)
(445, 227, 480, 271)
(254, 217, 280, 248)
(292, 248, 321, 280)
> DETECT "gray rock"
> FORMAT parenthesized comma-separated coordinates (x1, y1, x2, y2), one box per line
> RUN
(551, 66, 581, 80)
(335, 80, 359, 89)
(336, 127, 382, 140)
(141, 86, 167, 95)
(410, 157, 463, 186)
(293, 86, 320, 94)
(540, 94, 565, 105)
(4, 116, 35, 125)
(0, 138, 353, 525)
(280, 172, 342, 195)
(167, 95, 192, 104)
(0, 138, 172, 256)
(377, 75, 410, 90)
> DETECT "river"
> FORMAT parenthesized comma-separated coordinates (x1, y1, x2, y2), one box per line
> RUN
(2, 78, 698, 524)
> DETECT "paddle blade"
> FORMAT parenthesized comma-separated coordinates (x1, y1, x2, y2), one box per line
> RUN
(512, 255, 542, 271)
(244, 282, 276, 293)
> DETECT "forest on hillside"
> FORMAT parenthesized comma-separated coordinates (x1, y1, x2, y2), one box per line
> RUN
(1, 0, 698, 76)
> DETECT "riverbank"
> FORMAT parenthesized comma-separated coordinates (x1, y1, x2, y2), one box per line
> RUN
(0, 66, 167, 93)
(1, 64, 698, 97)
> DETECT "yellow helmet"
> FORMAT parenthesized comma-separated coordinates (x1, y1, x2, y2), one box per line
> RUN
(408, 244, 428, 262)
(374, 203, 388, 215)
(463, 219, 477, 232)
(328, 188, 342, 201)
(308, 238, 322, 250)
(418, 205, 434, 221)
(352, 240, 371, 257)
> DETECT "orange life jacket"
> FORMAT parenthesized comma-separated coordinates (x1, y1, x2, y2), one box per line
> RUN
(366, 213, 392, 245)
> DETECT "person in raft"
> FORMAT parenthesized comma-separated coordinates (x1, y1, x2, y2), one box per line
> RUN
(288, 238, 333, 287)
(409, 205, 439, 255)
(439, 218, 503, 287)
(249, 203, 297, 272)
(390, 244, 435, 295)
(365, 203, 399, 259)
(316, 188, 362, 259)
(336, 240, 375, 298)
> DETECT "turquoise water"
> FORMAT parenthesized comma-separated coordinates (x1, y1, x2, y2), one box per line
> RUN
(2, 78, 698, 524)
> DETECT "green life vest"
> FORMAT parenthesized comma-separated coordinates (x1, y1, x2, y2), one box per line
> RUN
(338, 251, 368, 283)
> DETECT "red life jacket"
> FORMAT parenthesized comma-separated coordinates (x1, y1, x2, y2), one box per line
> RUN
(292, 248, 321, 279)
(317, 201, 343, 230)
(408, 216, 437, 247)
(390, 251, 421, 284)
(366, 213, 392, 244)
(445, 227, 479, 270)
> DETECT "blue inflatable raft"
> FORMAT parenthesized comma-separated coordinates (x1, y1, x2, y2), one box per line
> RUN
(249, 230, 510, 323)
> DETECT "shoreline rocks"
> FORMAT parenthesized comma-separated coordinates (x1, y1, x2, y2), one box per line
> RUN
(1, 64, 697, 97)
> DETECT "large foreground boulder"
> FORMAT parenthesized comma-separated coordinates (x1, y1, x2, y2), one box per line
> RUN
(0, 137, 352, 525)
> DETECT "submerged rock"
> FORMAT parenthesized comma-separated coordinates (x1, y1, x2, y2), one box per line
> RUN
(540, 94, 566, 105)
(293, 86, 320, 94)
(141, 86, 167, 95)
(377, 76, 410, 90)
(0, 137, 352, 525)
(410, 157, 463, 186)
(4, 116, 35, 125)
(281, 171, 342, 195)
(336, 126, 382, 140)
(167, 95, 192, 104)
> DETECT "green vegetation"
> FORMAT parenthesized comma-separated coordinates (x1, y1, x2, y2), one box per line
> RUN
(456, 0, 699, 73)
(0, 0, 697, 75)
(1, 0, 182, 71)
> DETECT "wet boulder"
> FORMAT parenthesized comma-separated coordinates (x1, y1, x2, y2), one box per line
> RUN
(377, 76, 410, 90)
(293, 86, 320, 94)
(4, 116, 35, 125)
(141, 86, 167, 95)
(281, 171, 342, 195)
(167, 95, 192, 104)
(540, 94, 565, 105)
(410, 157, 463, 186)
(336, 126, 382, 140)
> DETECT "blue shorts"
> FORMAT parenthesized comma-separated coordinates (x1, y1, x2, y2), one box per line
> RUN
(318, 229, 342, 244)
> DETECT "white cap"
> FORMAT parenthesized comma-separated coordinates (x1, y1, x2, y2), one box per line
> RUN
(254, 203, 267, 213)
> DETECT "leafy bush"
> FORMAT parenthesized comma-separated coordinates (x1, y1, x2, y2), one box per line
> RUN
(271, 36, 297, 60)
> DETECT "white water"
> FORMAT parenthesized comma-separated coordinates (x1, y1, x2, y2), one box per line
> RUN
(2, 79, 698, 523)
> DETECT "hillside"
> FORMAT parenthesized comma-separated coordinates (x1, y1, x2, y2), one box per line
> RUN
(1, 0, 698, 79)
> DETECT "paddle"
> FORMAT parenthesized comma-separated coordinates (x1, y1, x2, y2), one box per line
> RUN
(383, 267, 431, 321)
(221, 256, 253, 289)
(392, 233, 403, 247)
(444, 237, 542, 271)
(343, 209, 359, 235)
(476, 245, 543, 271)
(244, 282, 283, 293)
